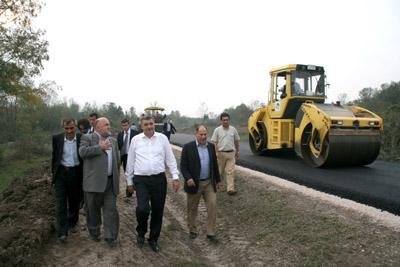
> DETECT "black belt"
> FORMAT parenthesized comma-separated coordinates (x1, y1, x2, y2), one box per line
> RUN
(59, 165, 78, 171)
(135, 172, 165, 178)
(221, 150, 234, 153)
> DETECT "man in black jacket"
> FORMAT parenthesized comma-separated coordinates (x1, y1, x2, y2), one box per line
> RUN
(180, 124, 222, 242)
(117, 118, 138, 198)
(52, 118, 83, 242)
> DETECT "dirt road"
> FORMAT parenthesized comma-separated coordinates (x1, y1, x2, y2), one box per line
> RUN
(39, 149, 400, 266)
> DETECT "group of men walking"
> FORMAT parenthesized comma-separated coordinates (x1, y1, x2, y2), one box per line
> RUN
(51, 112, 240, 252)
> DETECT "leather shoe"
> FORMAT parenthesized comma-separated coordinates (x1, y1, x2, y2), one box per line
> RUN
(105, 238, 117, 248)
(189, 232, 198, 239)
(90, 234, 100, 242)
(227, 190, 237, 195)
(207, 235, 219, 243)
(57, 235, 67, 243)
(69, 225, 78, 233)
(137, 236, 144, 248)
(148, 241, 160, 252)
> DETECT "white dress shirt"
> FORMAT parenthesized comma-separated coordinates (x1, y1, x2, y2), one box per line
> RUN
(125, 132, 179, 186)
(61, 135, 79, 167)
(95, 132, 113, 176)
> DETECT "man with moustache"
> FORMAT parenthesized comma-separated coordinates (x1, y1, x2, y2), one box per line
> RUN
(52, 118, 83, 242)
(79, 117, 120, 247)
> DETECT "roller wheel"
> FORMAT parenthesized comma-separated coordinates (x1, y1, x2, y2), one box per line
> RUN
(249, 133, 265, 156)
(301, 125, 381, 167)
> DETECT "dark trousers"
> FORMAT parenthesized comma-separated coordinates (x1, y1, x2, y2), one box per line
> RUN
(163, 131, 171, 141)
(134, 173, 167, 242)
(84, 176, 119, 240)
(54, 166, 81, 237)
(121, 154, 132, 197)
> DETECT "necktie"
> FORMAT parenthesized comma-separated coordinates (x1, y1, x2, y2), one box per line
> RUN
(122, 132, 128, 155)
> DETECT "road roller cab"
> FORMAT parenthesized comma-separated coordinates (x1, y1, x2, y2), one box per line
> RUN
(144, 106, 166, 132)
(248, 64, 383, 167)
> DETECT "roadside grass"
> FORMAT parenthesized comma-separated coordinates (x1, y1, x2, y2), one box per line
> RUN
(173, 149, 400, 266)
(217, 174, 400, 266)
(0, 143, 49, 192)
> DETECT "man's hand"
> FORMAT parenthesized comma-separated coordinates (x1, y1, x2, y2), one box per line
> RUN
(217, 182, 224, 192)
(216, 151, 221, 160)
(235, 151, 239, 159)
(172, 180, 180, 192)
(186, 178, 195, 187)
(99, 140, 112, 151)
(127, 185, 135, 194)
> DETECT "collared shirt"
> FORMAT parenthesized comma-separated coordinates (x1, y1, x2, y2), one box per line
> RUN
(61, 135, 79, 167)
(125, 132, 179, 186)
(95, 132, 113, 176)
(121, 128, 131, 155)
(211, 125, 240, 152)
(196, 140, 210, 180)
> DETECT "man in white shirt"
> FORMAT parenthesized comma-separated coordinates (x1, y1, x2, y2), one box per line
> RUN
(126, 115, 180, 252)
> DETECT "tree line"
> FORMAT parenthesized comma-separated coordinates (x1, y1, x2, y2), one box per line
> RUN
(0, 1, 398, 162)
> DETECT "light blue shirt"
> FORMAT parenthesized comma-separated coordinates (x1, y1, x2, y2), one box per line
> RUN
(61, 136, 79, 167)
(95, 132, 113, 176)
(196, 141, 210, 180)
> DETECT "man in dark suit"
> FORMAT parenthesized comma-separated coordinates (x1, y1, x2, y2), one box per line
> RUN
(52, 118, 83, 243)
(180, 124, 222, 242)
(117, 118, 138, 197)
(162, 119, 176, 141)
(88, 112, 99, 133)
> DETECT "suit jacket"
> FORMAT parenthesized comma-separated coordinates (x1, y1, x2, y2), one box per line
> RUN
(180, 141, 220, 194)
(163, 122, 176, 134)
(51, 133, 83, 184)
(117, 129, 138, 152)
(79, 133, 120, 195)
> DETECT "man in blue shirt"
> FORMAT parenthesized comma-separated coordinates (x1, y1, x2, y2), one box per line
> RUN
(180, 125, 222, 242)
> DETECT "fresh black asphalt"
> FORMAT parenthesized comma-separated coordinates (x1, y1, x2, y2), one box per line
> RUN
(171, 133, 400, 215)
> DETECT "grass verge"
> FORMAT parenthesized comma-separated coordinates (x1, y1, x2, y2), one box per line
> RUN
(0, 143, 49, 192)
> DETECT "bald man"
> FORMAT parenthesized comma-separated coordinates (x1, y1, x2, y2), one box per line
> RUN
(79, 117, 120, 247)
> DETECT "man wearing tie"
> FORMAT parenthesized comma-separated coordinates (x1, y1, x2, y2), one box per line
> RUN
(117, 118, 138, 197)
(79, 117, 120, 247)
(51, 118, 83, 243)
(125, 115, 180, 252)
(88, 112, 99, 134)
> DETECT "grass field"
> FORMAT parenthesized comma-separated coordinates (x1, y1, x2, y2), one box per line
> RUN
(0, 143, 49, 192)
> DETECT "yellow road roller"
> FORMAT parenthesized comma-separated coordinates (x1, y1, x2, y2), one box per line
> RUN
(248, 64, 383, 167)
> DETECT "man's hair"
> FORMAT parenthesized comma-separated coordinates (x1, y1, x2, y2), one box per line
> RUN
(121, 118, 129, 124)
(220, 112, 230, 120)
(62, 118, 76, 126)
(89, 112, 99, 118)
(77, 118, 90, 128)
(195, 124, 208, 132)
(140, 115, 154, 124)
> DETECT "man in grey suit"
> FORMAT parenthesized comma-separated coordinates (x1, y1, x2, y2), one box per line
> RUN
(79, 117, 120, 247)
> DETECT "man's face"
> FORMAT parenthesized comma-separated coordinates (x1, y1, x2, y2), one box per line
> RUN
(196, 127, 207, 145)
(78, 124, 88, 134)
(141, 118, 155, 137)
(89, 116, 97, 127)
(64, 122, 76, 140)
(121, 122, 130, 132)
(221, 116, 230, 128)
(96, 119, 111, 138)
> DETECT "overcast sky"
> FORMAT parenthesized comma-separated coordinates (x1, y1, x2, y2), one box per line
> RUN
(35, 0, 400, 117)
